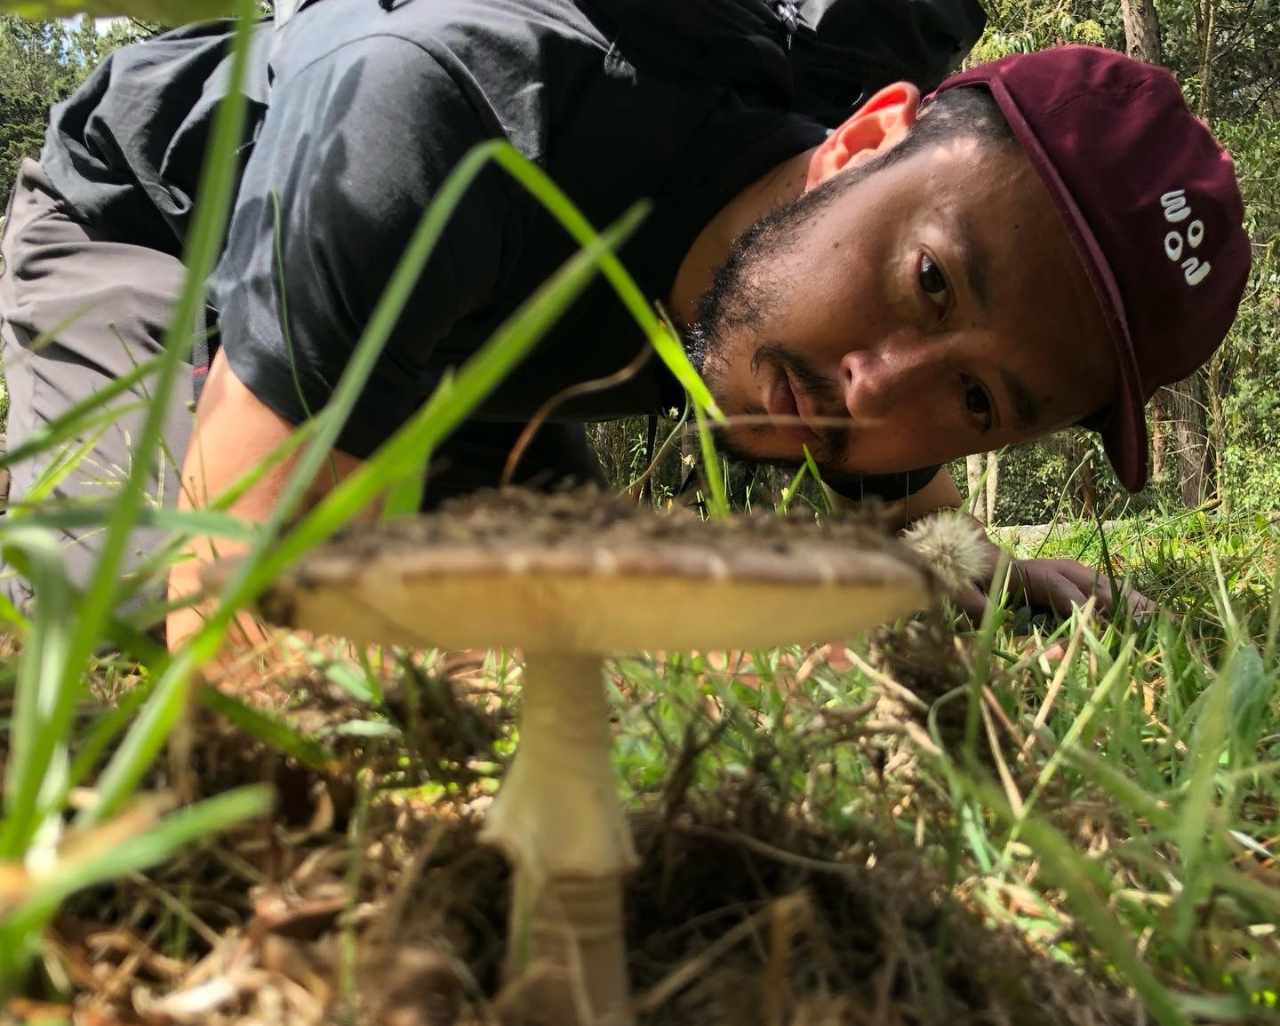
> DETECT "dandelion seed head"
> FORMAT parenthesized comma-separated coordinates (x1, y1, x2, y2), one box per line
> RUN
(901, 512, 989, 595)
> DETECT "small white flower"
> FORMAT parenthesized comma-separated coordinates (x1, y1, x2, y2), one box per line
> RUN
(902, 512, 989, 595)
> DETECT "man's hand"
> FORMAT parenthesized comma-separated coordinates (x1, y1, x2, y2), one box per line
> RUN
(952, 553, 1155, 624)
(990, 557, 1154, 620)
(877, 470, 1154, 623)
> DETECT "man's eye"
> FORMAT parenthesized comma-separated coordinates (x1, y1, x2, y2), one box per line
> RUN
(963, 376, 994, 431)
(918, 253, 949, 310)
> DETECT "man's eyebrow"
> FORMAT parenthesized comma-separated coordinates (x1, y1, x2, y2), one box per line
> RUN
(1000, 368, 1043, 430)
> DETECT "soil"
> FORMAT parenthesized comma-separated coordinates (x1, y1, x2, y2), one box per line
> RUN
(10, 671, 1149, 1026)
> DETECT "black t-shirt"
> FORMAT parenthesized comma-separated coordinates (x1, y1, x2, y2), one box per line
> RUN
(41, 0, 941, 500)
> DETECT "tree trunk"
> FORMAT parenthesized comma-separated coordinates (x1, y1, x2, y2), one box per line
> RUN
(1150, 393, 1168, 484)
(985, 452, 999, 525)
(1197, 0, 1217, 119)
(1170, 375, 1211, 507)
(1121, 0, 1162, 62)
(1121, 0, 1215, 506)
(1206, 349, 1234, 515)
(966, 454, 985, 523)
(1071, 435, 1098, 519)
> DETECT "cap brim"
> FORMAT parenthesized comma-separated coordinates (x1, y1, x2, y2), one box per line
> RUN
(959, 76, 1151, 492)
(1098, 371, 1149, 492)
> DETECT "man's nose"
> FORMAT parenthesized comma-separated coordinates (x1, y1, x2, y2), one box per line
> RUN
(838, 336, 938, 420)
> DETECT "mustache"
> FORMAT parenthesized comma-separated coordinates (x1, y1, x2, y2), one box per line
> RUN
(749, 344, 848, 463)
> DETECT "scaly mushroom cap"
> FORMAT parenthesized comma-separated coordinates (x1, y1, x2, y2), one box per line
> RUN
(226, 489, 933, 653)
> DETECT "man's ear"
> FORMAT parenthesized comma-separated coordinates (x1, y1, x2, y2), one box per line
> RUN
(805, 82, 922, 190)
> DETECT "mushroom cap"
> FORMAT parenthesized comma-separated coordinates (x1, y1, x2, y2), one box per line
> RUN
(217, 489, 933, 653)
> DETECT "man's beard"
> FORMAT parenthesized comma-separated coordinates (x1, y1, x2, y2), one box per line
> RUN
(681, 166, 866, 469)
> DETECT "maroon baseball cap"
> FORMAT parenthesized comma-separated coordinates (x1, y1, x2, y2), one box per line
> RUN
(930, 46, 1251, 492)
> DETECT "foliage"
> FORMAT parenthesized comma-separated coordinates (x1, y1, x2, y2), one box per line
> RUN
(0, 0, 231, 22)
(0, 0, 723, 993)
(608, 512, 1280, 1024)
(954, 0, 1280, 526)
(0, 0, 1277, 1018)
(0, 16, 129, 203)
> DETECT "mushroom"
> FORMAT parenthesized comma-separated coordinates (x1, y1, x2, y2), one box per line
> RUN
(209, 489, 931, 1026)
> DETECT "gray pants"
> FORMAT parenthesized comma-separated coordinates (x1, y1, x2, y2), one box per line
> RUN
(0, 158, 603, 617)
(0, 159, 196, 612)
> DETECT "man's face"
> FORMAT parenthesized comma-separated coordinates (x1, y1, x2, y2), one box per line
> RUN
(682, 135, 1117, 477)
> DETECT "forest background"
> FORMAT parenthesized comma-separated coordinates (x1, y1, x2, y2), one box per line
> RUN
(1, 0, 1276, 523)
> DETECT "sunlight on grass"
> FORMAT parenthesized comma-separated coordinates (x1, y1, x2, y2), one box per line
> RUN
(0, 2, 1276, 1021)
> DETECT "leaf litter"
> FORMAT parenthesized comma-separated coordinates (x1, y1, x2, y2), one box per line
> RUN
(1, 644, 1159, 1026)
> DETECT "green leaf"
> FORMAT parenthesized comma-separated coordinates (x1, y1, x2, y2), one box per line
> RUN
(0, 528, 76, 861)
(0, 0, 232, 22)
(693, 402, 730, 519)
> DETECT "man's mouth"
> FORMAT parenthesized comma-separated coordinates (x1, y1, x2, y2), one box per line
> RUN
(765, 364, 823, 451)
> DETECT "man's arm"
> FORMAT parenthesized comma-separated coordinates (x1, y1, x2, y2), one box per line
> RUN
(166, 349, 367, 651)
(849, 469, 1152, 619)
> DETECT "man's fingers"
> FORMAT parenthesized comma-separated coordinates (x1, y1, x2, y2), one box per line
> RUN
(956, 584, 990, 623)
(1058, 561, 1156, 620)
(1057, 560, 1113, 605)
(1121, 587, 1157, 619)
(1044, 577, 1091, 617)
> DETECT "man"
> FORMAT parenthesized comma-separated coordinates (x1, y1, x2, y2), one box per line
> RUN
(0, 0, 1250, 646)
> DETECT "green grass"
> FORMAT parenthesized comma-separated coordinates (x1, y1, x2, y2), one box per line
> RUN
(0, 3, 1276, 1020)
(0, 0, 722, 999)
(599, 515, 1280, 1023)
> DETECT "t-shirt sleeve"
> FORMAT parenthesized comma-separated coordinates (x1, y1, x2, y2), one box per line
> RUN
(210, 36, 510, 458)
(824, 464, 941, 503)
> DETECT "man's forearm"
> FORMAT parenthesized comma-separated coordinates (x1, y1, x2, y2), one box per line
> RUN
(165, 350, 367, 653)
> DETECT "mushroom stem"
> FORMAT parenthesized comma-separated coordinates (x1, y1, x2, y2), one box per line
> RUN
(481, 652, 637, 1026)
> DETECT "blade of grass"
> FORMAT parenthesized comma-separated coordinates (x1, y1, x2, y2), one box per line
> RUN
(18, 421, 114, 507)
(969, 776, 1191, 1026)
(0, 785, 271, 986)
(778, 460, 809, 516)
(0, 528, 75, 861)
(1000, 635, 1136, 861)
(1172, 644, 1231, 945)
(380, 372, 451, 520)
(0, 506, 260, 545)
(197, 685, 337, 772)
(801, 446, 832, 517)
(693, 402, 729, 519)
(5, 0, 259, 853)
(109, 420, 326, 612)
(83, 201, 647, 826)
(64, 677, 157, 800)
(0, 351, 159, 471)
(0, 0, 234, 20)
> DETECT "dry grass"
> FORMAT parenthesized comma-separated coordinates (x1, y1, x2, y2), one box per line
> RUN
(2, 648, 1154, 1026)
